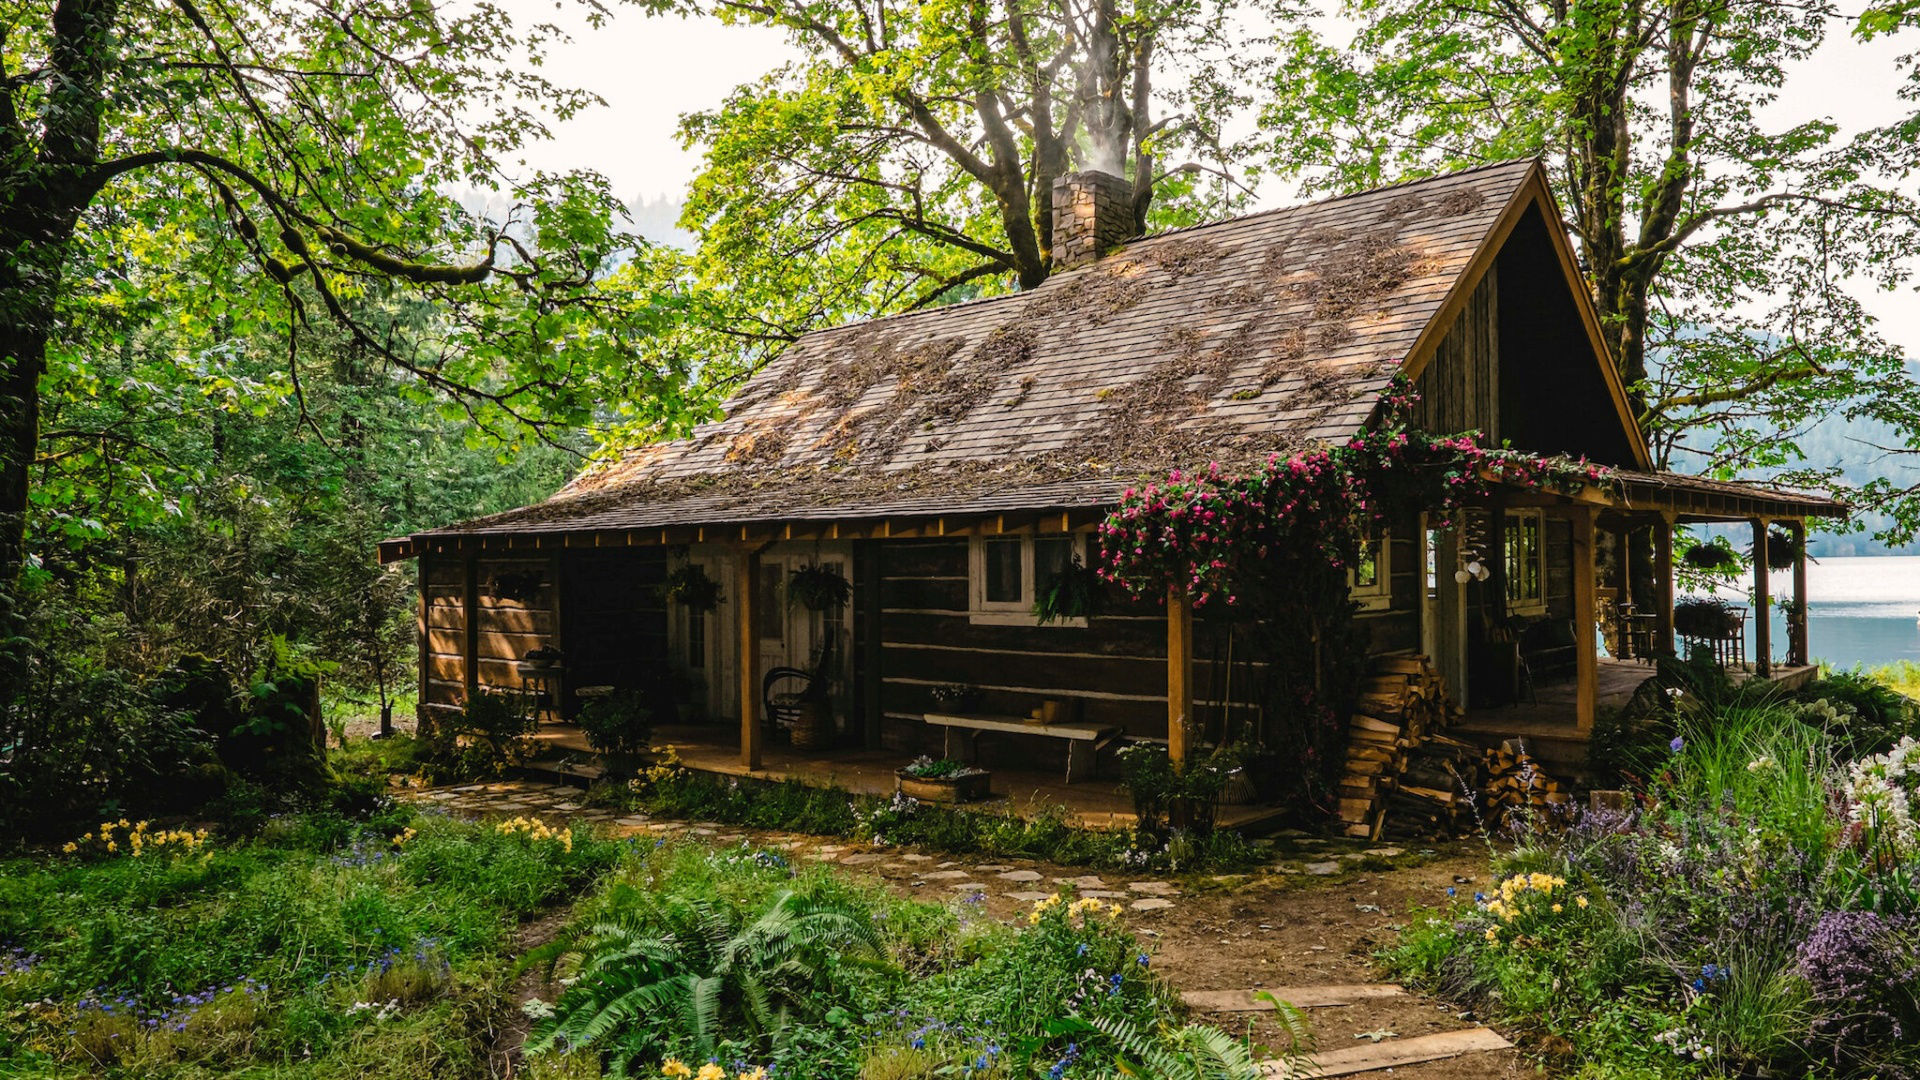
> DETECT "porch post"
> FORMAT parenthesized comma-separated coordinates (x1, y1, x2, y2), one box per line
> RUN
(736, 547, 763, 770)
(1752, 518, 1772, 677)
(1653, 512, 1676, 658)
(1790, 518, 1809, 667)
(1167, 586, 1194, 769)
(462, 550, 480, 706)
(1572, 507, 1597, 733)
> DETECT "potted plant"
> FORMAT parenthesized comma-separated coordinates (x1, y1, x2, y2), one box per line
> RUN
(1752, 527, 1800, 571)
(662, 564, 721, 610)
(929, 683, 984, 714)
(788, 563, 851, 612)
(1032, 556, 1103, 624)
(575, 688, 652, 779)
(1673, 596, 1741, 639)
(1119, 741, 1233, 837)
(896, 756, 992, 803)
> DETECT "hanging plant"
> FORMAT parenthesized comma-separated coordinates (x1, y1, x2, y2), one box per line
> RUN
(488, 570, 543, 604)
(1032, 556, 1104, 624)
(788, 563, 851, 612)
(1682, 540, 1740, 572)
(662, 564, 721, 611)
(1753, 527, 1800, 570)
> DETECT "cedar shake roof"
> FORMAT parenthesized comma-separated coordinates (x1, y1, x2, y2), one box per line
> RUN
(421, 160, 1540, 540)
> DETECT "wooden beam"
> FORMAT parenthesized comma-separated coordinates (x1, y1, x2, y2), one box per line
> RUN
(858, 541, 883, 750)
(415, 553, 430, 734)
(1752, 518, 1772, 676)
(1572, 507, 1597, 733)
(1168, 587, 1194, 767)
(1654, 512, 1676, 658)
(736, 547, 763, 769)
(1790, 518, 1809, 666)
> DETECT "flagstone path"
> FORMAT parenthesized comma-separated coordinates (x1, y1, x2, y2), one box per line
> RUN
(402, 779, 1528, 1078)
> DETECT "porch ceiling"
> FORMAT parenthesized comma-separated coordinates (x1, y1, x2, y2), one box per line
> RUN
(1603, 469, 1847, 522)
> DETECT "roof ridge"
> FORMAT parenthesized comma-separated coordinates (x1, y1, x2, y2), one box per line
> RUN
(796, 157, 1539, 344)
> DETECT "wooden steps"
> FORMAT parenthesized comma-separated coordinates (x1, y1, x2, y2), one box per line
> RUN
(1264, 1027, 1514, 1077)
(1181, 984, 1406, 1012)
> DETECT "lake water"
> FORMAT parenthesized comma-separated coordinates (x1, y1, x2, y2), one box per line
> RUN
(1690, 555, 1920, 670)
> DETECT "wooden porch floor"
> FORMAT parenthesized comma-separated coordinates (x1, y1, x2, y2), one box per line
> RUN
(529, 722, 1289, 832)
(1454, 658, 1818, 781)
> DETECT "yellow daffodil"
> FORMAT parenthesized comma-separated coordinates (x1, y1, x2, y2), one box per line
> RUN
(696, 1064, 726, 1080)
(1551, 903, 1562, 913)
(1576, 896, 1589, 909)
(660, 1060, 693, 1078)
(737, 1069, 768, 1080)
(61, 842, 76, 854)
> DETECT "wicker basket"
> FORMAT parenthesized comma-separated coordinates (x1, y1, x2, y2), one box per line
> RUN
(789, 701, 831, 750)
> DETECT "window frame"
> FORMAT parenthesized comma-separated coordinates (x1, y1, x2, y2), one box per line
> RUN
(1348, 529, 1392, 612)
(967, 534, 1089, 627)
(1504, 509, 1548, 614)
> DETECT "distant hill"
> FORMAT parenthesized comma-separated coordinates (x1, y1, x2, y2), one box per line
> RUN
(1669, 364, 1920, 557)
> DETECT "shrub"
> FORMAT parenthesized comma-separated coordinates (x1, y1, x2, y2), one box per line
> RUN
(574, 689, 652, 777)
(422, 689, 537, 780)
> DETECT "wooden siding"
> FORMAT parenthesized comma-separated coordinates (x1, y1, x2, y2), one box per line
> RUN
(417, 553, 571, 714)
(872, 538, 1277, 767)
(1412, 264, 1498, 442)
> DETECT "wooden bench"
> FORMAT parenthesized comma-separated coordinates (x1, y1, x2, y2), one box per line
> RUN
(922, 712, 1124, 784)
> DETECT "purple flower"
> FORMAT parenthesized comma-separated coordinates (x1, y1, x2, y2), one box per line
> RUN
(1670, 736, 1685, 753)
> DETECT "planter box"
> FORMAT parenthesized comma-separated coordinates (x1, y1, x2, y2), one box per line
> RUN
(897, 769, 992, 804)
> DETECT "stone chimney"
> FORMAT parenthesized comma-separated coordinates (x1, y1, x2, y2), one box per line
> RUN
(1051, 170, 1135, 271)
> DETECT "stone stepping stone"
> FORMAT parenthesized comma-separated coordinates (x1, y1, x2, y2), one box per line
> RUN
(1082, 890, 1126, 899)
(974, 865, 1014, 873)
(1182, 985, 1407, 1012)
(997, 869, 1044, 882)
(615, 817, 650, 827)
(1304, 861, 1342, 876)
(899, 853, 932, 863)
(1008, 891, 1053, 902)
(686, 826, 716, 836)
(1129, 898, 1175, 911)
(839, 854, 887, 865)
(921, 870, 972, 881)
(1057, 875, 1107, 889)
(1273, 1027, 1512, 1078)
(1362, 847, 1405, 858)
(1128, 881, 1177, 896)
(950, 882, 988, 893)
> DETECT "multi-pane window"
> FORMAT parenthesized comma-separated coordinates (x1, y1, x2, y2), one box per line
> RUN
(1505, 511, 1546, 612)
(970, 535, 1086, 624)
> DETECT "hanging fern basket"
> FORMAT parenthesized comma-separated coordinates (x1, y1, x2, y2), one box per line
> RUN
(788, 564, 852, 612)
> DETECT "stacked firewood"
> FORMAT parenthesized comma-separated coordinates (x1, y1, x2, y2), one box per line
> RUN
(1335, 655, 1481, 840)
(1481, 741, 1572, 831)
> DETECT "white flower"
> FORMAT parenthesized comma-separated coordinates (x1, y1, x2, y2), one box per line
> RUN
(1746, 757, 1774, 772)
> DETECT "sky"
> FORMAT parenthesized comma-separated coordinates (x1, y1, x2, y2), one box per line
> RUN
(494, 0, 1919, 354)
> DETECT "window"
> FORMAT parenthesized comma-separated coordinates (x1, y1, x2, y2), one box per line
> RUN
(1349, 530, 1391, 610)
(1505, 510, 1546, 613)
(969, 535, 1087, 625)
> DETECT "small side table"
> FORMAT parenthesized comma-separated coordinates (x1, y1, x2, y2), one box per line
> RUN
(516, 663, 564, 723)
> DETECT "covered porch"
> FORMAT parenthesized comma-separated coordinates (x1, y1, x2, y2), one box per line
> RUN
(526, 721, 1291, 831)
(1435, 469, 1845, 776)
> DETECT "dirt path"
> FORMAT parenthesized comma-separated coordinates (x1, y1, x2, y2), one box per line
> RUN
(406, 780, 1530, 1078)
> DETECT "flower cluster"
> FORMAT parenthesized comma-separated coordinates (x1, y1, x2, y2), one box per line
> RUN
(1475, 872, 1589, 947)
(62, 819, 208, 858)
(1843, 736, 1920, 858)
(1096, 375, 1614, 607)
(1028, 893, 1123, 926)
(494, 815, 573, 852)
(69, 977, 267, 1034)
(659, 1060, 767, 1079)
(630, 744, 689, 791)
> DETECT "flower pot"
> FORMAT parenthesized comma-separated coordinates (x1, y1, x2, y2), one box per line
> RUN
(789, 700, 831, 750)
(896, 769, 992, 803)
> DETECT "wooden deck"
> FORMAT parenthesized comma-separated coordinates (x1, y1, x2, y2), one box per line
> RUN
(529, 722, 1289, 832)
(1455, 658, 1818, 781)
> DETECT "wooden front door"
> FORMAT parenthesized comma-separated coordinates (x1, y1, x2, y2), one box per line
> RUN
(1422, 517, 1469, 701)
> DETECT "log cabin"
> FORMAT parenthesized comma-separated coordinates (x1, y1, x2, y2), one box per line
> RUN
(378, 159, 1844, 799)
